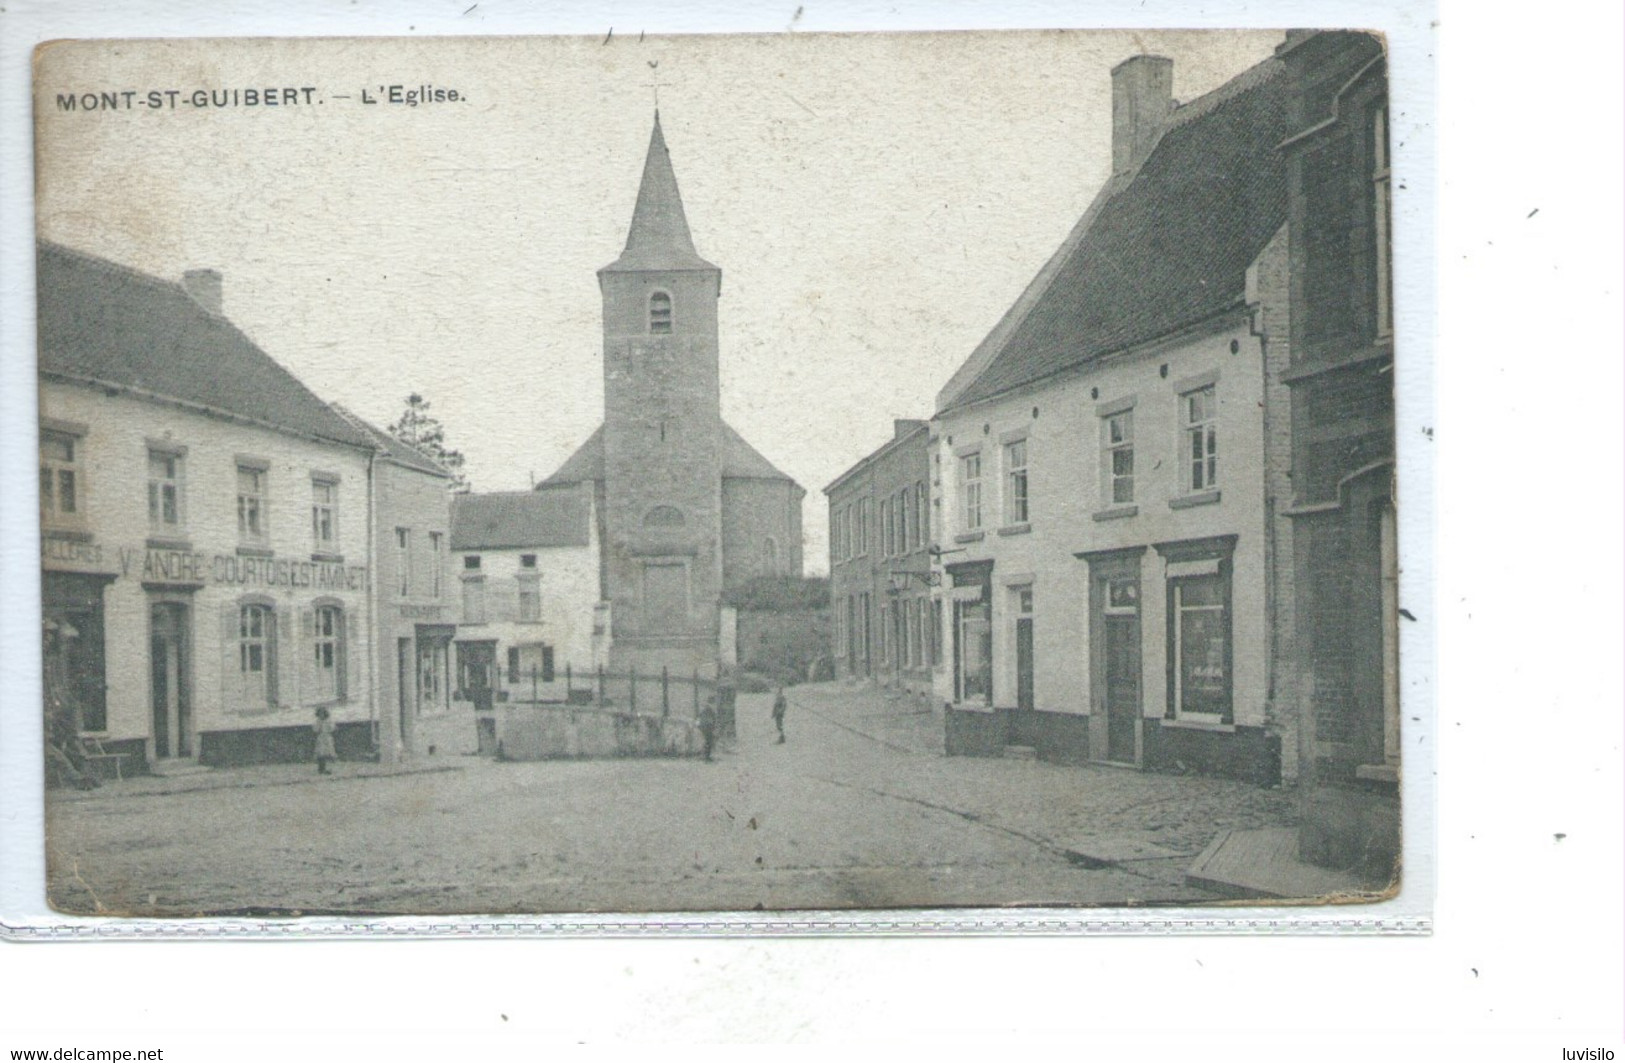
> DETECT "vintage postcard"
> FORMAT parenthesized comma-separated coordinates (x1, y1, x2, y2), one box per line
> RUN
(28, 28, 1415, 925)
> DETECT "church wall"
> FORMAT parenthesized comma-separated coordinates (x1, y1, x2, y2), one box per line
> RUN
(721, 477, 804, 587)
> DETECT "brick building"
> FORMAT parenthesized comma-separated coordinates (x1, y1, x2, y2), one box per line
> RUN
(824, 419, 935, 695)
(1273, 30, 1398, 875)
(38, 242, 391, 771)
(537, 113, 805, 679)
(928, 53, 1297, 784)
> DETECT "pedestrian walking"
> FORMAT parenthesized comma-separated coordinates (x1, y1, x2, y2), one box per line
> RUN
(313, 707, 336, 775)
(698, 697, 717, 762)
(771, 686, 788, 744)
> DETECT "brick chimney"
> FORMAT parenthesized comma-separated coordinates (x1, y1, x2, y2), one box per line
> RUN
(182, 268, 222, 315)
(1111, 55, 1174, 173)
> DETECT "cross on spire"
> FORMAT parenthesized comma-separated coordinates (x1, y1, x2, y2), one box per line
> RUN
(645, 60, 662, 111)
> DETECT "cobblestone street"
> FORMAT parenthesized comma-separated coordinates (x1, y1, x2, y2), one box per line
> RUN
(46, 682, 1295, 916)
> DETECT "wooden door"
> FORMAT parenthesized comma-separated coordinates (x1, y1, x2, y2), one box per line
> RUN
(1104, 613, 1139, 763)
(1016, 617, 1034, 713)
(149, 603, 191, 758)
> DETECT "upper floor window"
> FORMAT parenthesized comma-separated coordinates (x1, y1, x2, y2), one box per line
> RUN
(898, 488, 911, 554)
(649, 291, 673, 334)
(464, 554, 481, 571)
(237, 463, 268, 543)
(462, 574, 487, 624)
(1183, 386, 1218, 493)
(311, 477, 339, 552)
(429, 532, 444, 598)
(959, 452, 983, 531)
(856, 497, 870, 555)
(915, 480, 928, 549)
(395, 527, 411, 597)
(763, 536, 779, 574)
(520, 553, 538, 569)
(516, 576, 541, 623)
(40, 430, 84, 527)
(148, 449, 185, 533)
(882, 494, 895, 557)
(1372, 106, 1393, 339)
(1104, 410, 1135, 504)
(1003, 440, 1028, 525)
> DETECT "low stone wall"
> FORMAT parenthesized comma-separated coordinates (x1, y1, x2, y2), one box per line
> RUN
(495, 703, 704, 760)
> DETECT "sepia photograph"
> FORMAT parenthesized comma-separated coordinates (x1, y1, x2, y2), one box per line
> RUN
(30, 27, 1406, 920)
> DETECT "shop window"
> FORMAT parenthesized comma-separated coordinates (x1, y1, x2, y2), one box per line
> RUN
(1183, 386, 1218, 493)
(418, 639, 449, 714)
(41, 430, 85, 529)
(649, 291, 673, 334)
(956, 598, 992, 703)
(148, 448, 186, 533)
(311, 477, 339, 553)
(1169, 569, 1231, 723)
(959, 451, 983, 531)
(1003, 439, 1029, 525)
(1104, 410, 1135, 504)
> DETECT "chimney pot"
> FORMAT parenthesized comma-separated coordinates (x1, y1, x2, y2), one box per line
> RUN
(182, 268, 223, 316)
(1111, 55, 1174, 174)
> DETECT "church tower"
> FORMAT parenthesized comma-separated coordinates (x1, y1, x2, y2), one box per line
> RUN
(597, 113, 726, 677)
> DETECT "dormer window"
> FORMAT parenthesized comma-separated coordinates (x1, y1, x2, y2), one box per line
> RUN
(649, 291, 673, 334)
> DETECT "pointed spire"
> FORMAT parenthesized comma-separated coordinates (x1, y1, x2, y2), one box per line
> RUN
(602, 112, 718, 274)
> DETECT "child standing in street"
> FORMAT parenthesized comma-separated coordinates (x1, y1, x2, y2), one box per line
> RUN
(772, 687, 788, 744)
(313, 706, 336, 775)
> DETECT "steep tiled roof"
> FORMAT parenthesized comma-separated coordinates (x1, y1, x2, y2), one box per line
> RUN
(941, 57, 1290, 413)
(537, 421, 797, 488)
(450, 489, 590, 550)
(36, 241, 375, 450)
(600, 112, 718, 275)
(331, 405, 452, 478)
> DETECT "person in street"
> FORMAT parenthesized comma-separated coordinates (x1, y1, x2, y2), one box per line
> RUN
(313, 706, 336, 774)
(698, 697, 717, 762)
(771, 686, 788, 744)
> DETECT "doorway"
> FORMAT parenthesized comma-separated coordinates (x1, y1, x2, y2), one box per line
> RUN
(1014, 586, 1034, 713)
(1103, 590, 1140, 763)
(149, 602, 192, 759)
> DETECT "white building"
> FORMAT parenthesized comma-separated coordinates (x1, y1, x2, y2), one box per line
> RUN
(38, 242, 387, 771)
(928, 55, 1296, 784)
(449, 488, 604, 721)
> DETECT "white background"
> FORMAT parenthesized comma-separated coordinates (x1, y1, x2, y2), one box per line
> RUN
(2, 0, 1622, 1054)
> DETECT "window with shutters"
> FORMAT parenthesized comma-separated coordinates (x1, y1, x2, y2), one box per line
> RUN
(312, 603, 345, 702)
(649, 290, 673, 334)
(237, 601, 276, 709)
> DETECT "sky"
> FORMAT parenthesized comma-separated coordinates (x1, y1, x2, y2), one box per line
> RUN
(33, 29, 1284, 574)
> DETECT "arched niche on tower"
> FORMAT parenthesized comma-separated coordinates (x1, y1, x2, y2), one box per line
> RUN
(643, 504, 686, 529)
(648, 290, 673, 334)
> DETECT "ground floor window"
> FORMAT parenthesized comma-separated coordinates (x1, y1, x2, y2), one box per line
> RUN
(418, 639, 449, 714)
(1169, 570, 1230, 722)
(956, 599, 992, 704)
(930, 598, 943, 668)
(42, 577, 109, 732)
(311, 603, 344, 701)
(507, 642, 556, 686)
(238, 602, 276, 708)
